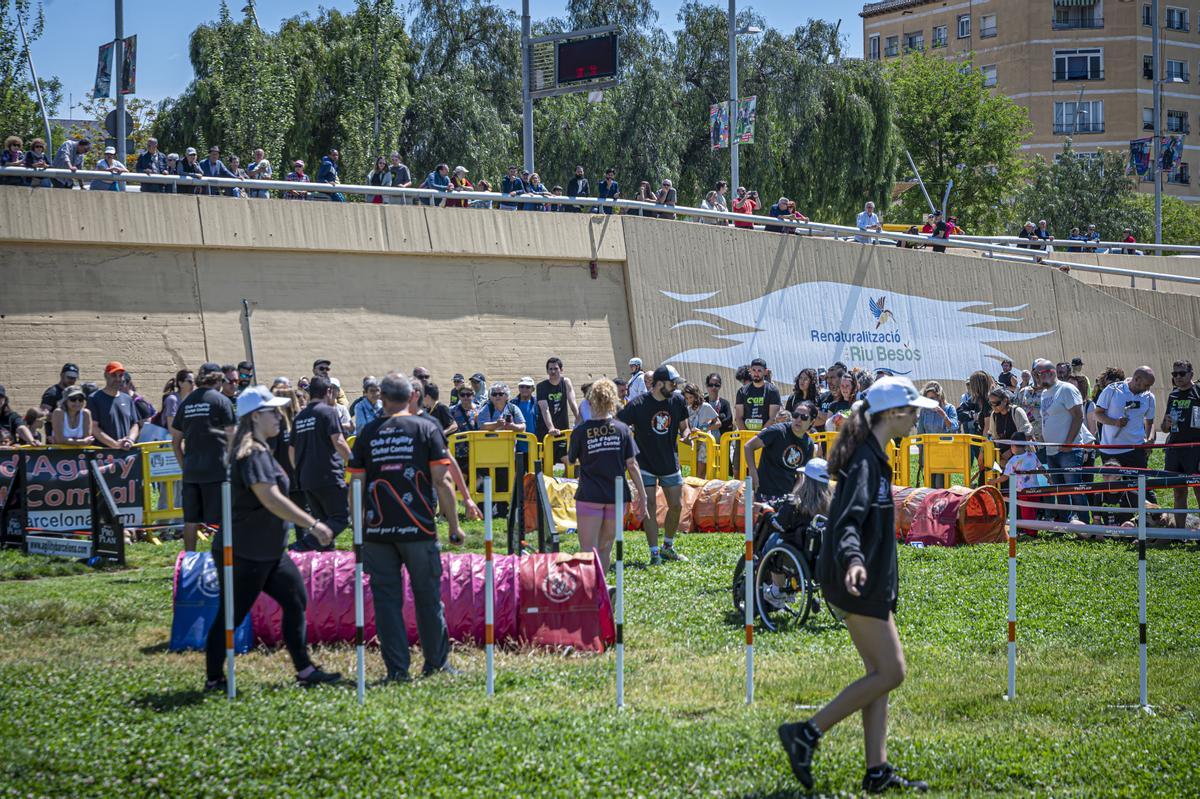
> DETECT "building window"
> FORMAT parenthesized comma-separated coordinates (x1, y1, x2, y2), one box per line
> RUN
(1053, 49, 1103, 81)
(1054, 4, 1102, 29)
(981, 64, 997, 87)
(932, 25, 948, 48)
(869, 35, 880, 61)
(1168, 162, 1191, 185)
(958, 14, 971, 38)
(1168, 109, 1190, 133)
(1167, 59, 1189, 82)
(1166, 7, 1189, 31)
(1053, 100, 1104, 134)
(904, 31, 924, 52)
(980, 14, 997, 38)
(1143, 4, 1153, 26)
(1144, 55, 1154, 80)
(885, 36, 899, 57)
(1144, 107, 1154, 130)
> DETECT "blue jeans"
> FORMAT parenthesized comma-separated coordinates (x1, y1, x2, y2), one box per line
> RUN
(1047, 448, 1086, 522)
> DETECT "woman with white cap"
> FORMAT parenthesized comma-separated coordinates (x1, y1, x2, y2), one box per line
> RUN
(89, 145, 128, 191)
(203, 386, 340, 692)
(778, 376, 932, 795)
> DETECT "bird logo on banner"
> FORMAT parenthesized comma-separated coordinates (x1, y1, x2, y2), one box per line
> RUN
(869, 296, 896, 329)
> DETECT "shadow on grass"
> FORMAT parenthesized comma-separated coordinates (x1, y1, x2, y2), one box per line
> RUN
(130, 688, 210, 712)
(139, 642, 171, 655)
(730, 787, 807, 799)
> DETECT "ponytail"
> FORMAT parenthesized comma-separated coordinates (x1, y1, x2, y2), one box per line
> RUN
(827, 400, 875, 475)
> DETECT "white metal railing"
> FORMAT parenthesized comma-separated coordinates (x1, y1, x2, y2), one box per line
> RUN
(1, 165, 1197, 287)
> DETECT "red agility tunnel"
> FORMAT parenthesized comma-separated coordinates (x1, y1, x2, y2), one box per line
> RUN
(242, 550, 613, 652)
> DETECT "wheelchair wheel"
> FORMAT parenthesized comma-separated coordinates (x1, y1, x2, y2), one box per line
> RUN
(731, 557, 748, 616)
(754, 542, 813, 632)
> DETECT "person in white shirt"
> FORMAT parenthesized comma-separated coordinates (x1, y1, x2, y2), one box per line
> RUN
(854, 201, 882, 244)
(626, 357, 648, 401)
(1094, 367, 1156, 522)
(1034, 358, 1093, 523)
(90, 145, 128, 191)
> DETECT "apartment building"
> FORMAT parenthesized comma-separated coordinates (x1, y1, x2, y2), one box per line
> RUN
(861, 0, 1200, 200)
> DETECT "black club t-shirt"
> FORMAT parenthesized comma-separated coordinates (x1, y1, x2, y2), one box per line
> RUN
(1166, 383, 1200, 443)
(213, 446, 290, 562)
(617, 391, 688, 476)
(292, 401, 345, 490)
(712, 397, 734, 435)
(736, 382, 782, 431)
(428, 402, 455, 432)
(536, 379, 570, 430)
(568, 418, 639, 504)
(755, 423, 814, 498)
(171, 388, 235, 484)
(349, 413, 450, 542)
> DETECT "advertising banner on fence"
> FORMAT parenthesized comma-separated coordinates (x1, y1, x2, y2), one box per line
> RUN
(0, 452, 20, 545)
(21, 450, 143, 532)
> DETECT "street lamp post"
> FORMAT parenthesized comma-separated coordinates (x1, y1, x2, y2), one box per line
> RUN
(727, 0, 760, 192)
(115, 0, 126, 164)
(1152, 0, 1163, 245)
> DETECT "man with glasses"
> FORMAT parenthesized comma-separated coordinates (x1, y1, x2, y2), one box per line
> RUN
(171, 363, 236, 551)
(1162, 360, 1200, 527)
(745, 402, 816, 502)
(1034, 358, 1093, 524)
(412, 366, 431, 386)
(448, 384, 480, 471)
(41, 363, 80, 416)
(704, 373, 734, 437)
(236, 361, 255, 394)
(220, 365, 239, 401)
(312, 359, 348, 406)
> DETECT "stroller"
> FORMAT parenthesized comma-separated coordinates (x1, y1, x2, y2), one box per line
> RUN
(731, 498, 827, 632)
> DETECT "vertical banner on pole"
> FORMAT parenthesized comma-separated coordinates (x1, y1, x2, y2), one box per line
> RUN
(119, 34, 137, 95)
(352, 476, 365, 705)
(1137, 475, 1148, 711)
(734, 96, 757, 144)
(614, 475, 625, 709)
(709, 103, 730, 150)
(94, 41, 114, 98)
(484, 476, 495, 697)
(1006, 478, 1017, 701)
(744, 476, 754, 705)
(221, 476, 236, 700)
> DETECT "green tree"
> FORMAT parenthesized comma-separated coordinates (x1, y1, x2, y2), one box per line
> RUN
(1128, 194, 1200, 252)
(0, 0, 61, 144)
(1009, 141, 1148, 241)
(887, 51, 1030, 233)
(70, 92, 158, 167)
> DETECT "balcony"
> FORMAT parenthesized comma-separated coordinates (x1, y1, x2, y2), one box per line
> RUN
(1053, 122, 1105, 134)
(1053, 17, 1103, 30)
(1053, 69, 1103, 82)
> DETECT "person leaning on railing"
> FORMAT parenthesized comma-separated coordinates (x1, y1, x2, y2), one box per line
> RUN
(51, 385, 93, 446)
(0, 384, 36, 446)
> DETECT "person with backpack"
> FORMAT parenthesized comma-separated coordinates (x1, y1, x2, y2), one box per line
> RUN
(778, 376, 933, 795)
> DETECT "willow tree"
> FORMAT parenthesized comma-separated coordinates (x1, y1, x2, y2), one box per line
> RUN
(0, 0, 60, 144)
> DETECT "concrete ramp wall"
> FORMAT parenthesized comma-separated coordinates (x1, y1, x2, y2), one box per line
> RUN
(0, 187, 1195, 412)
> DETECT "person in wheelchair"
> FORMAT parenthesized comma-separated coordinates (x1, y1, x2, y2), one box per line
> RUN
(745, 401, 816, 503)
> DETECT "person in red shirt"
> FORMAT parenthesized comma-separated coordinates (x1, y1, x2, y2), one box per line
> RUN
(920, 211, 940, 235)
(732, 187, 759, 229)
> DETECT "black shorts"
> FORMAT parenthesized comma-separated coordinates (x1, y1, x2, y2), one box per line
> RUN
(182, 480, 224, 525)
(1164, 444, 1200, 475)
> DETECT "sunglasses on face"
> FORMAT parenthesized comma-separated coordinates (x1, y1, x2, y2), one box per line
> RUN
(1173, 371, 1191, 377)
(316, 366, 330, 373)
(707, 382, 721, 388)
(491, 391, 507, 397)
(68, 396, 85, 403)
(460, 393, 474, 399)
(792, 414, 811, 422)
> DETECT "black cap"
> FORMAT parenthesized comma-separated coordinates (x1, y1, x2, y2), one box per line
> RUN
(471, 372, 486, 383)
(652, 364, 681, 384)
(750, 358, 767, 369)
(313, 358, 332, 371)
(237, 360, 254, 372)
(452, 373, 465, 382)
(61, 363, 79, 376)
(1071, 357, 1083, 367)
(199, 362, 223, 377)
(1011, 431, 1028, 443)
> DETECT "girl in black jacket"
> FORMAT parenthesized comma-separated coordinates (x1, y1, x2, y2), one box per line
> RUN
(778, 376, 935, 795)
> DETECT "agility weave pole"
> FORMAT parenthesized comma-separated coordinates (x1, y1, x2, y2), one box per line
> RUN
(744, 476, 754, 705)
(1006, 479, 1017, 701)
(352, 477, 366, 705)
(614, 476, 625, 709)
(484, 477, 495, 698)
(221, 477, 236, 700)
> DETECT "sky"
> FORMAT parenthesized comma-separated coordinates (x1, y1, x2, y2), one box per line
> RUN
(28, 0, 861, 116)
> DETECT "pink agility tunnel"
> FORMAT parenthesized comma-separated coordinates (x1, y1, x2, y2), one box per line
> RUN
(244, 550, 612, 651)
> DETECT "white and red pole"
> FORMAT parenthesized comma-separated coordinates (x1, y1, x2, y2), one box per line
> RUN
(352, 476, 365, 705)
(221, 476, 236, 700)
(615, 475, 625, 709)
(484, 476, 495, 697)
(1137, 474, 1149, 711)
(1005, 476, 1017, 701)
(744, 475, 754, 705)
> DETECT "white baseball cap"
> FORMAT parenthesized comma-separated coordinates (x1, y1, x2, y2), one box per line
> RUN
(237, 385, 289, 416)
(518, 376, 536, 387)
(803, 458, 829, 484)
(865, 376, 938, 413)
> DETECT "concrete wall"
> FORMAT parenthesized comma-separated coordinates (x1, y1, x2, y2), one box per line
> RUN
(1, 187, 1197, 415)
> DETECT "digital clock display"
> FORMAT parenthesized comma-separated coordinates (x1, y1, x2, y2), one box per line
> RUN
(557, 34, 619, 85)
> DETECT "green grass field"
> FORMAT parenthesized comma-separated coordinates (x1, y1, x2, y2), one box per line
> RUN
(1, 517, 1199, 798)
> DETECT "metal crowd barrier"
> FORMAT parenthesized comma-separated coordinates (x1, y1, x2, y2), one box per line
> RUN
(678, 431, 718, 480)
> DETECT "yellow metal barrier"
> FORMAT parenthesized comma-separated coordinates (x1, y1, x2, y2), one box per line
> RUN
(906, 434, 994, 488)
(541, 432, 575, 477)
(138, 441, 183, 526)
(449, 430, 540, 504)
(678, 431, 718, 479)
(717, 430, 761, 481)
(809, 430, 837, 458)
